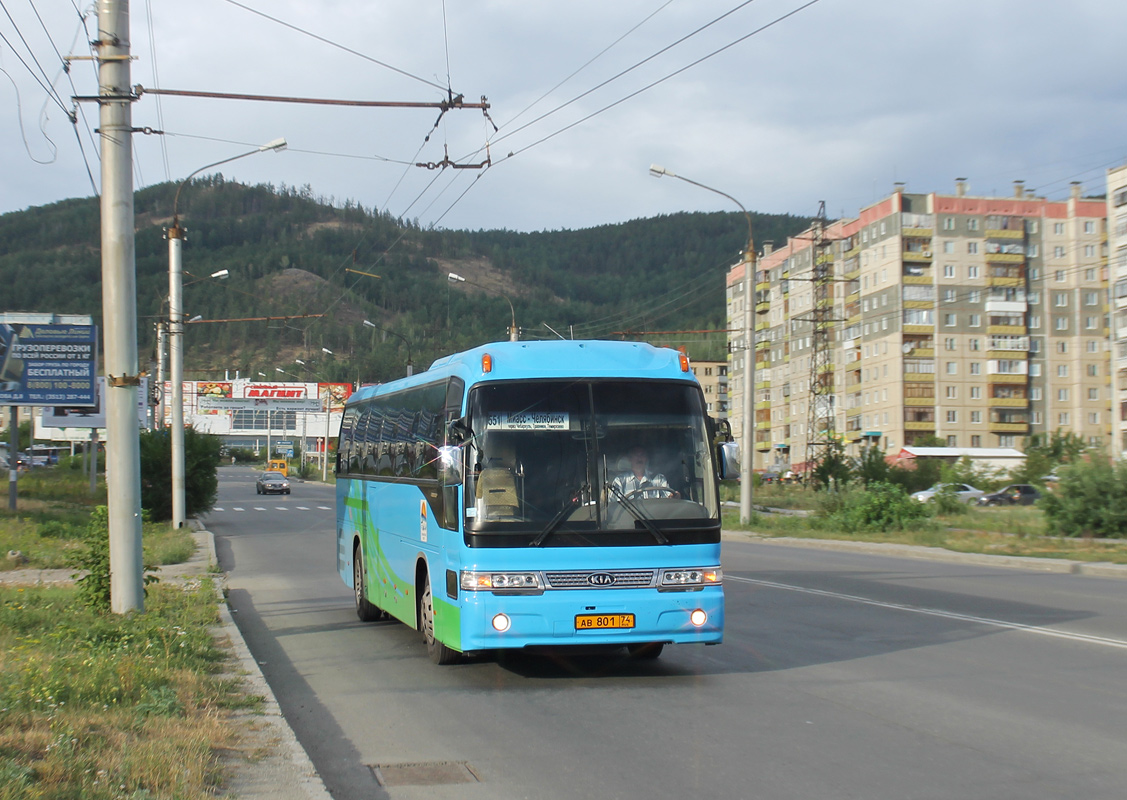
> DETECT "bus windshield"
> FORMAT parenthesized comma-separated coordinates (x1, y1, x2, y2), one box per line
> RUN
(463, 379, 719, 546)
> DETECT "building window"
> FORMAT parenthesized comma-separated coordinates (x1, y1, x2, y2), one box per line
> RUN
(1058, 412, 1070, 426)
(1084, 245, 1096, 258)
(1085, 221, 1096, 234)
(1057, 389, 1069, 402)
(1086, 291, 1098, 306)
(1055, 317, 1069, 331)
(946, 385, 957, 399)
(943, 263, 955, 277)
(1054, 223, 1065, 235)
(968, 290, 981, 303)
(943, 217, 955, 231)
(1086, 340, 1098, 353)
(969, 338, 980, 351)
(946, 362, 957, 375)
(1057, 365, 1068, 378)
(946, 435, 958, 447)
(970, 411, 982, 423)
(945, 337, 956, 350)
(971, 435, 982, 447)
(1089, 387, 1099, 400)
(969, 314, 981, 327)
(945, 313, 957, 326)
(1030, 267, 1041, 279)
(968, 266, 979, 279)
(968, 242, 979, 254)
(1087, 364, 1099, 377)
(943, 289, 957, 303)
(1085, 317, 1098, 329)
(1055, 267, 1065, 279)
(968, 219, 980, 231)
(1089, 412, 1100, 425)
(970, 362, 981, 375)
(1085, 268, 1096, 281)
(1032, 387, 1042, 401)
(1028, 244, 1039, 258)
(1030, 315, 1041, 329)
(1056, 340, 1068, 354)
(970, 386, 981, 399)
(999, 435, 1015, 447)
(946, 410, 958, 423)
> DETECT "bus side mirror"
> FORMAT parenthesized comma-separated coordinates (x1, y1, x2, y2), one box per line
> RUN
(718, 441, 741, 481)
(438, 445, 463, 484)
(447, 416, 471, 445)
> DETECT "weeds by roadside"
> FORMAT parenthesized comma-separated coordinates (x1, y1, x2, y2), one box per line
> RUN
(0, 580, 259, 799)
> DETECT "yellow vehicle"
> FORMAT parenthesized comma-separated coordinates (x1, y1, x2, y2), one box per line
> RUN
(267, 458, 288, 476)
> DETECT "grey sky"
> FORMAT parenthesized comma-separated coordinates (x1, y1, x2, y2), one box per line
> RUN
(2, 0, 1125, 233)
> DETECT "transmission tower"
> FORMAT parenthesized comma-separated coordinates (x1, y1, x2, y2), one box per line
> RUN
(804, 202, 838, 475)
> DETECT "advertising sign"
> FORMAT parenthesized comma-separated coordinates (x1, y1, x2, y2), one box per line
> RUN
(39, 377, 150, 429)
(0, 323, 97, 406)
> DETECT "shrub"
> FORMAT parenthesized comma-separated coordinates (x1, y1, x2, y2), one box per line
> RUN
(1040, 458, 1127, 538)
(138, 429, 223, 522)
(824, 481, 933, 533)
(931, 483, 968, 516)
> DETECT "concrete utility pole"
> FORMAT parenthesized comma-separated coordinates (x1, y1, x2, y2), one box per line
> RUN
(97, 0, 144, 613)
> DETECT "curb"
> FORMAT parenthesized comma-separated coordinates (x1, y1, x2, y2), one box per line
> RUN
(722, 529, 1127, 579)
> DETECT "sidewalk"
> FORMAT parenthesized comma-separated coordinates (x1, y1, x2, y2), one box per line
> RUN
(0, 523, 333, 800)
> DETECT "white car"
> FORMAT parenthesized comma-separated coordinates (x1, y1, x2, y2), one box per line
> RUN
(910, 483, 985, 504)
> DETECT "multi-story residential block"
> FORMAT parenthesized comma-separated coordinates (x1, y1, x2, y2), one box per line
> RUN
(1108, 165, 1127, 460)
(689, 359, 729, 419)
(728, 180, 1109, 475)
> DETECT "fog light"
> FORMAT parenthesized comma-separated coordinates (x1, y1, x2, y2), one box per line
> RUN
(690, 609, 708, 627)
(492, 613, 511, 632)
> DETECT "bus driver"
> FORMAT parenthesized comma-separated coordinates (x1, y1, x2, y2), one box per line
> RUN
(612, 446, 679, 499)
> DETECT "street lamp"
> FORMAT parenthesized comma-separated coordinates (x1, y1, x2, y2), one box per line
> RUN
(167, 138, 286, 529)
(650, 163, 756, 524)
(447, 271, 518, 341)
(363, 319, 414, 376)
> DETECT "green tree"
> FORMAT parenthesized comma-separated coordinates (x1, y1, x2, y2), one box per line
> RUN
(811, 442, 852, 490)
(138, 428, 223, 522)
(855, 445, 891, 486)
(1012, 431, 1089, 484)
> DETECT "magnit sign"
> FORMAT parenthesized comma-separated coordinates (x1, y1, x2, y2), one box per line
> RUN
(245, 383, 308, 399)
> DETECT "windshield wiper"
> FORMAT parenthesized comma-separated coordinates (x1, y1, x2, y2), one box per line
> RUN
(530, 494, 582, 547)
(608, 483, 669, 545)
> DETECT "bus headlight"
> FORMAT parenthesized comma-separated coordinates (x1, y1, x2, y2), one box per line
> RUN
(690, 608, 708, 627)
(492, 613, 512, 632)
(659, 567, 722, 587)
(460, 571, 542, 591)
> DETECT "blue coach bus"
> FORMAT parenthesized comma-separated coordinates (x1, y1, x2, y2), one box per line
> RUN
(336, 340, 733, 664)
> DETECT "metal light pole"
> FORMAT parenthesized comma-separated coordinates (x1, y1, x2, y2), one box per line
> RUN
(167, 139, 285, 528)
(650, 164, 756, 524)
(363, 319, 414, 376)
(447, 272, 518, 341)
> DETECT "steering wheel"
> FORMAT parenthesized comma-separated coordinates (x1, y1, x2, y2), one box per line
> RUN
(623, 486, 677, 500)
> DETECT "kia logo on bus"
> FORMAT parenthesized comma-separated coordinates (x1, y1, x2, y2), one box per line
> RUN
(588, 573, 615, 586)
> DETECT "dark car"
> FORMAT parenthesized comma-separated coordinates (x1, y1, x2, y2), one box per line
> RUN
(978, 484, 1041, 506)
(256, 471, 291, 495)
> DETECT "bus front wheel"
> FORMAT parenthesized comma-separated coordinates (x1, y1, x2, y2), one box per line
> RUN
(353, 544, 382, 622)
(420, 574, 462, 665)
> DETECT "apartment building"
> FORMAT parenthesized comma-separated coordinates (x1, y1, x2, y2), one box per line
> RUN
(689, 359, 729, 419)
(1108, 165, 1127, 459)
(727, 180, 1110, 475)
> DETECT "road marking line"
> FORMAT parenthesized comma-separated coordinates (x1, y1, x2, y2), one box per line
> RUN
(232, 507, 245, 512)
(727, 575, 1127, 651)
(296, 506, 310, 510)
(317, 506, 331, 510)
(254, 507, 267, 511)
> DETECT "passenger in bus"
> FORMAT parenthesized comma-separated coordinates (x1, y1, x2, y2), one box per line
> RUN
(612, 446, 679, 499)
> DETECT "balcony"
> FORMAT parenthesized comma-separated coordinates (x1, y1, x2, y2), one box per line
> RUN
(988, 397, 1028, 408)
(985, 299, 1027, 314)
(903, 250, 934, 263)
(987, 324, 1027, 336)
(905, 420, 936, 431)
(990, 421, 1030, 433)
(904, 396, 935, 406)
(986, 228, 1025, 240)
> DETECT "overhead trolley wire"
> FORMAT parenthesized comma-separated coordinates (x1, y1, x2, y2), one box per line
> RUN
(221, 0, 450, 93)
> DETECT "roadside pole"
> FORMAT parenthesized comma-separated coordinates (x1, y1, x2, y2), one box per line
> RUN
(7, 407, 15, 511)
(97, 0, 144, 613)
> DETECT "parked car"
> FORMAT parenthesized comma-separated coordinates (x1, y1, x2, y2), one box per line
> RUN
(910, 483, 985, 504)
(978, 484, 1041, 506)
(256, 471, 291, 495)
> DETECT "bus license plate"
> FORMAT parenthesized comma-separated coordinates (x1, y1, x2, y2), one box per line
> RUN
(575, 613, 635, 630)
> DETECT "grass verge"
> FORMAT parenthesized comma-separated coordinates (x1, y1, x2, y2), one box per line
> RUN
(0, 579, 260, 799)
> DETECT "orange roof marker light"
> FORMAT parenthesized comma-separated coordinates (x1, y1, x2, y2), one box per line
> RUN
(481, 353, 493, 373)
(679, 352, 691, 372)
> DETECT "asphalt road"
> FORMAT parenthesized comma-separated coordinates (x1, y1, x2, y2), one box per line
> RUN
(204, 466, 1127, 800)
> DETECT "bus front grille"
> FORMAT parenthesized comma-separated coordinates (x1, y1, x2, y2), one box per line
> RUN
(544, 570, 656, 589)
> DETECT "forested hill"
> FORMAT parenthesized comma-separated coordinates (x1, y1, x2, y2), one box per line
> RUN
(0, 178, 811, 383)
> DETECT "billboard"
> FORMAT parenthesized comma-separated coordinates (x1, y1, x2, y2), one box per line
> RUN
(0, 322, 97, 407)
(39, 377, 150, 429)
